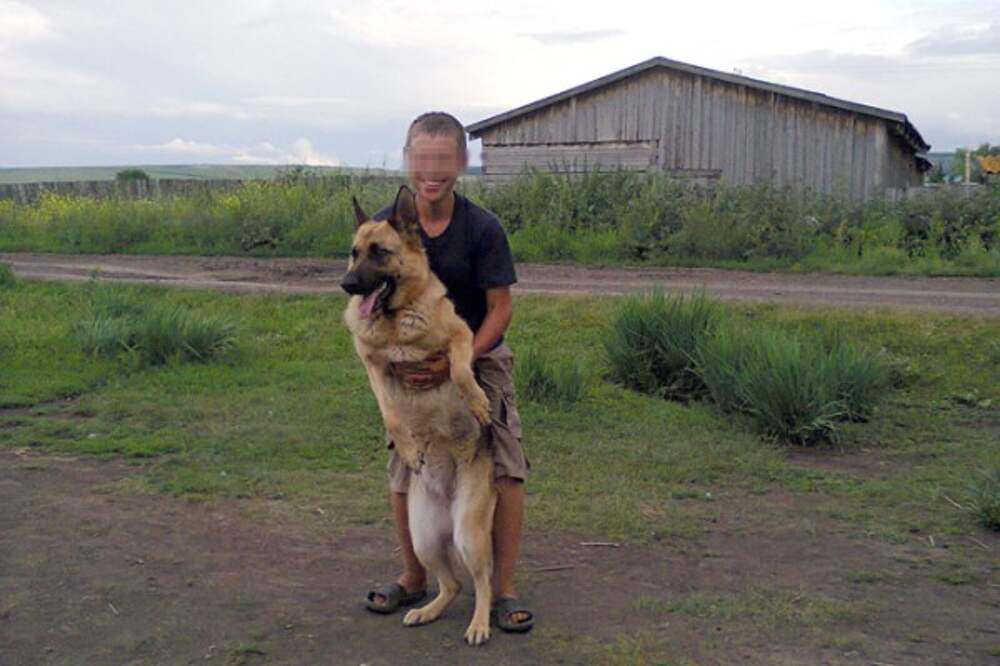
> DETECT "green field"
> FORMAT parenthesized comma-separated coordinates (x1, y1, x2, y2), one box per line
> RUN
(2, 277, 997, 541)
(3, 274, 998, 663)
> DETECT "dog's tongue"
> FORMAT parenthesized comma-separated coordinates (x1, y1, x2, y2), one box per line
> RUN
(358, 292, 378, 319)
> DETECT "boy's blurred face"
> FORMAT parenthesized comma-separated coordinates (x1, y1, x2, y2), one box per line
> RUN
(405, 131, 467, 206)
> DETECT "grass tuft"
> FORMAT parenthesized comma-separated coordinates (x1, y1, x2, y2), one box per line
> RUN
(604, 290, 720, 399)
(824, 336, 891, 421)
(968, 465, 1000, 531)
(516, 346, 586, 405)
(73, 284, 238, 366)
(695, 324, 847, 444)
(605, 292, 889, 444)
(0, 262, 16, 288)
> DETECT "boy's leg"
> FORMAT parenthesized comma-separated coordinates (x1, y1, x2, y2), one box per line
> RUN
(475, 344, 532, 629)
(390, 490, 426, 593)
(367, 454, 426, 610)
(491, 476, 524, 599)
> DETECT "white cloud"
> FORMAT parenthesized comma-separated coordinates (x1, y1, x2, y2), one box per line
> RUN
(290, 138, 339, 166)
(141, 138, 234, 157)
(134, 137, 340, 166)
(0, 1, 51, 49)
(148, 101, 255, 120)
(2, 0, 997, 164)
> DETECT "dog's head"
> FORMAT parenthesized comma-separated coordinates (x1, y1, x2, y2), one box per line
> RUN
(341, 185, 427, 319)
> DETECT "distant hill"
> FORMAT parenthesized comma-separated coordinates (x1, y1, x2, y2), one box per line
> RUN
(0, 164, 402, 185)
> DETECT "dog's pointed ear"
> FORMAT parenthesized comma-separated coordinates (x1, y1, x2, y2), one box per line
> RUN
(352, 196, 368, 228)
(388, 185, 419, 236)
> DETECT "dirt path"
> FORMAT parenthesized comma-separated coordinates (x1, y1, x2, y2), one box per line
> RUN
(1, 450, 996, 665)
(3, 252, 998, 317)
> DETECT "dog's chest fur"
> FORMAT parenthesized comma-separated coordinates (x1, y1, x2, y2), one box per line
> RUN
(351, 301, 446, 364)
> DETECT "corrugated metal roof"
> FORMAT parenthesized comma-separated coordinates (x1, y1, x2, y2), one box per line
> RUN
(467, 56, 929, 152)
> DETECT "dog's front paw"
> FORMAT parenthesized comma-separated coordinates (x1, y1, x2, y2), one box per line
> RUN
(403, 605, 439, 627)
(464, 618, 491, 646)
(468, 388, 491, 426)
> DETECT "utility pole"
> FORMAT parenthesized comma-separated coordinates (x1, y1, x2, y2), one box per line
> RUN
(965, 149, 972, 184)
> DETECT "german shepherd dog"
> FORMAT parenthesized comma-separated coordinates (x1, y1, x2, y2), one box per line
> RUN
(341, 186, 497, 646)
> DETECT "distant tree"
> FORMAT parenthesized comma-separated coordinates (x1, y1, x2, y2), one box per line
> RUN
(926, 162, 946, 184)
(948, 144, 1000, 183)
(277, 164, 308, 185)
(116, 168, 151, 182)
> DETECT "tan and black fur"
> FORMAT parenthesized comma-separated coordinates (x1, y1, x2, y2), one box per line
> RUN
(342, 186, 496, 645)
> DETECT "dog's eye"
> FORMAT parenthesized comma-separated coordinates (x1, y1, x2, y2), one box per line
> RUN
(370, 243, 391, 258)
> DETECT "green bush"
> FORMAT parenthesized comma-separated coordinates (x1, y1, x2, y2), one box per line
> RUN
(0, 262, 15, 288)
(604, 290, 720, 399)
(824, 336, 890, 421)
(74, 285, 237, 366)
(968, 466, 1000, 531)
(604, 291, 890, 444)
(74, 314, 136, 357)
(470, 171, 1000, 275)
(116, 168, 150, 182)
(694, 322, 890, 444)
(133, 304, 237, 365)
(516, 346, 586, 405)
(695, 324, 848, 444)
(3, 170, 998, 275)
(0, 176, 404, 257)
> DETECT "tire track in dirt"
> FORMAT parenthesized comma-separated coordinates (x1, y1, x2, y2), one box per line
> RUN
(3, 252, 998, 317)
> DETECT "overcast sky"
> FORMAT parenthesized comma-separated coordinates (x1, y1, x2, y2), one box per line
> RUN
(2, 0, 998, 168)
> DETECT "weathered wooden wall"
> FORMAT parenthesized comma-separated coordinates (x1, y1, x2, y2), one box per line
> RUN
(0, 179, 248, 204)
(483, 141, 658, 174)
(479, 69, 924, 198)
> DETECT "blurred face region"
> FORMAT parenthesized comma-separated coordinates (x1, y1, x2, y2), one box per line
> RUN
(405, 131, 467, 206)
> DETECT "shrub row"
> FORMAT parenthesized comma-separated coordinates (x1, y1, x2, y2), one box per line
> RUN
(1, 171, 997, 275)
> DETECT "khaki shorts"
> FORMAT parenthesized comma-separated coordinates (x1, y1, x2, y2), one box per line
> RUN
(387, 343, 529, 493)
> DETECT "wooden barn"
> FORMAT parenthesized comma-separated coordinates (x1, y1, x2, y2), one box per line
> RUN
(467, 57, 931, 199)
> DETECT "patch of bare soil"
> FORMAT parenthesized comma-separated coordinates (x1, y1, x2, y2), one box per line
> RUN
(1, 451, 996, 665)
(3, 252, 998, 316)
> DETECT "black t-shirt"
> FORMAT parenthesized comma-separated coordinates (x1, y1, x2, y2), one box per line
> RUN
(375, 193, 517, 338)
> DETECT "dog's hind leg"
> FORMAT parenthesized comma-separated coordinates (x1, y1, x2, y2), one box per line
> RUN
(403, 481, 460, 628)
(453, 453, 498, 646)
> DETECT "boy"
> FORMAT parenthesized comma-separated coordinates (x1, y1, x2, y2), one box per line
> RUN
(363, 112, 533, 633)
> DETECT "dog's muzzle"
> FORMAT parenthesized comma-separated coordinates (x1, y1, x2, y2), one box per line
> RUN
(340, 271, 365, 295)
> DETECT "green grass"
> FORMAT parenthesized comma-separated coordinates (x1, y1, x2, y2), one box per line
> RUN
(476, 171, 1000, 276)
(0, 177, 405, 256)
(515, 346, 587, 406)
(1, 280, 998, 544)
(0, 262, 14, 288)
(967, 465, 1000, 531)
(694, 322, 878, 444)
(844, 569, 889, 584)
(0, 164, 394, 184)
(605, 291, 890, 444)
(604, 291, 720, 399)
(2, 171, 998, 276)
(638, 586, 863, 628)
(72, 283, 238, 366)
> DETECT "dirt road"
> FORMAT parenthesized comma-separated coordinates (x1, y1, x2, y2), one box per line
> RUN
(2, 450, 996, 665)
(3, 252, 998, 317)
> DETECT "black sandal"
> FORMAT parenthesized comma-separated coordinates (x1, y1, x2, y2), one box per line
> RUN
(492, 597, 535, 633)
(364, 583, 427, 614)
